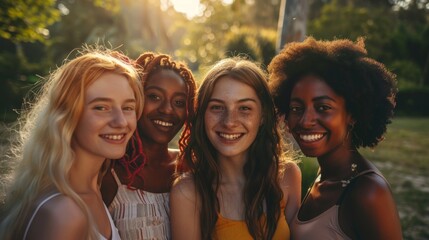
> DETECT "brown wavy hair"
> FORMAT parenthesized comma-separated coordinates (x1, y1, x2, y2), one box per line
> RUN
(180, 58, 287, 239)
(118, 52, 197, 188)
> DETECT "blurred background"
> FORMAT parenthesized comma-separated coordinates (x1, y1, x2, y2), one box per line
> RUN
(0, 0, 428, 239)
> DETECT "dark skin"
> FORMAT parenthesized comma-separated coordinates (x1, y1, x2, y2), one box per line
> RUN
(290, 75, 402, 239)
(101, 144, 177, 206)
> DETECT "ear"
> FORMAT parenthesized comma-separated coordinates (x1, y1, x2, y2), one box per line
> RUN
(347, 114, 356, 128)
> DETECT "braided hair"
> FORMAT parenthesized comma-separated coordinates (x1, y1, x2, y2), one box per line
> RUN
(119, 52, 197, 188)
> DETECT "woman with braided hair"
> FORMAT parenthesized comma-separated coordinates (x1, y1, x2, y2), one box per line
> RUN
(101, 52, 197, 240)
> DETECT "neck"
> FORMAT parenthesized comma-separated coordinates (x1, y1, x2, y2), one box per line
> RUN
(317, 147, 360, 181)
(69, 156, 105, 194)
(141, 139, 174, 166)
(217, 155, 247, 185)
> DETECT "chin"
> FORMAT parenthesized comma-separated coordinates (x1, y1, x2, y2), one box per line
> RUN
(107, 151, 127, 160)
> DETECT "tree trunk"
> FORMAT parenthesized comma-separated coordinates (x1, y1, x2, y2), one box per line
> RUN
(276, 0, 310, 52)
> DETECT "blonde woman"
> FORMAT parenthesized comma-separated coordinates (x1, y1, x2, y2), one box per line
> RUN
(0, 48, 144, 240)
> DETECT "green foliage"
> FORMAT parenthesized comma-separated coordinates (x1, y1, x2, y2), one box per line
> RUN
(308, 0, 395, 60)
(0, 0, 60, 43)
(224, 27, 277, 68)
(298, 157, 318, 199)
(390, 60, 422, 87)
(395, 88, 429, 116)
(308, 0, 429, 88)
(176, 0, 280, 71)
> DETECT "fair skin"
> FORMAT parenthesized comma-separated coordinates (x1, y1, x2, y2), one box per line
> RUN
(102, 69, 188, 203)
(288, 75, 402, 239)
(170, 77, 301, 240)
(26, 72, 137, 240)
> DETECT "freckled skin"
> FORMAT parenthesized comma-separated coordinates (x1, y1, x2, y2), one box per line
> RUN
(204, 76, 262, 162)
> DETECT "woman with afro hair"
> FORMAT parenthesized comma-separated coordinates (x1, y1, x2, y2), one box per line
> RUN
(268, 37, 402, 239)
(101, 52, 197, 240)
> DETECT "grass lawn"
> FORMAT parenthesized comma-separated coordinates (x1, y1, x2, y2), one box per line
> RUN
(299, 117, 429, 240)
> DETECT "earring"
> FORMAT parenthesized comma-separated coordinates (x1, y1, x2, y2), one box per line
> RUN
(345, 122, 355, 140)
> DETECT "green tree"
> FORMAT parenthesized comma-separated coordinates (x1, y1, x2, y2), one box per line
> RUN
(0, 0, 60, 43)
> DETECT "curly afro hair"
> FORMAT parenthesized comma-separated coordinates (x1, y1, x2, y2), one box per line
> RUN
(268, 37, 397, 148)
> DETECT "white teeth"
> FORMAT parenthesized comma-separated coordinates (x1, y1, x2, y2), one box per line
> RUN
(219, 133, 242, 140)
(102, 134, 125, 140)
(153, 120, 173, 127)
(300, 134, 324, 142)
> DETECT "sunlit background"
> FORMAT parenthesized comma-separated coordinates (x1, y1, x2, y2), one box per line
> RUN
(1, 1, 429, 239)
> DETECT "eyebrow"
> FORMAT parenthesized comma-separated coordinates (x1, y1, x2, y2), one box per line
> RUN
(145, 85, 187, 97)
(88, 97, 136, 104)
(208, 98, 258, 104)
(290, 95, 336, 102)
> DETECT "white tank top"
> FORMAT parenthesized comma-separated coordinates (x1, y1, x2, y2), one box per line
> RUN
(23, 192, 121, 240)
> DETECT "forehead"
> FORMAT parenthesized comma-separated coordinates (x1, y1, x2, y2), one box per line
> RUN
(85, 72, 134, 100)
(291, 75, 341, 100)
(145, 69, 187, 91)
(211, 76, 259, 101)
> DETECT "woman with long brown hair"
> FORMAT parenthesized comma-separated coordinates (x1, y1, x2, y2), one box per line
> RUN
(170, 58, 301, 240)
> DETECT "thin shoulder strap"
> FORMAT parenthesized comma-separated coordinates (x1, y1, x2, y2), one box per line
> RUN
(337, 169, 378, 204)
(110, 168, 122, 186)
(23, 192, 62, 240)
(301, 171, 320, 205)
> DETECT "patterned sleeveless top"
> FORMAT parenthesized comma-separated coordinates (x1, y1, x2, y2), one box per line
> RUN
(108, 168, 170, 240)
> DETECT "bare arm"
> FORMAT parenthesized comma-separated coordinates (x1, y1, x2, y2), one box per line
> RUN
(170, 175, 201, 240)
(26, 195, 88, 240)
(280, 161, 302, 224)
(347, 174, 402, 240)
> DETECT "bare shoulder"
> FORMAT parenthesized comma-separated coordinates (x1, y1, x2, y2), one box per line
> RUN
(344, 172, 402, 239)
(279, 161, 302, 223)
(26, 194, 88, 240)
(170, 174, 201, 240)
(171, 174, 198, 203)
(350, 172, 392, 204)
(279, 161, 301, 187)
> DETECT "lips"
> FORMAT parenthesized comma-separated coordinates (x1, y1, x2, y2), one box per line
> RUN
(299, 133, 326, 142)
(100, 133, 126, 141)
(218, 132, 243, 140)
(153, 119, 174, 127)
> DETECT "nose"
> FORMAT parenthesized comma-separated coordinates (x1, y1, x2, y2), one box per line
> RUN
(159, 99, 173, 114)
(222, 109, 239, 128)
(111, 108, 128, 128)
(299, 108, 317, 128)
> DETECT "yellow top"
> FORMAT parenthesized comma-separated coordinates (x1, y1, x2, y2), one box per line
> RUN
(213, 201, 290, 240)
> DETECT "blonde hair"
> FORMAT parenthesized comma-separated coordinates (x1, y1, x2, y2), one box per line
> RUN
(0, 47, 143, 239)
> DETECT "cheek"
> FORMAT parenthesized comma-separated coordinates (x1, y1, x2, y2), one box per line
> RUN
(127, 114, 137, 131)
(286, 115, 299, 128)
(176, 108, 187, 122)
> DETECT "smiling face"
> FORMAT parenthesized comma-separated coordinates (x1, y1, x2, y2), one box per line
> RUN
(287, 75, 352, 158)
(72, 72, 138, 161)
(138, 69, 188, 145)
(204, 77, 262, 161)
